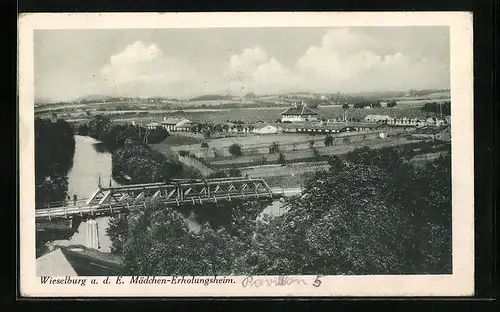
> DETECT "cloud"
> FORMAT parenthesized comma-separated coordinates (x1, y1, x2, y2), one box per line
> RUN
(215, 28, 449, 96)
(89, 29, 449, 99)
(95, 41, 196, 97)
(293, 28, 450, 92)
(218, 47, 299, 95)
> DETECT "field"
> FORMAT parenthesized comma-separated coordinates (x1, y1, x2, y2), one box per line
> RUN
(39, 98, 448, 125)
(105, 106, 438, 124)
(208, 137, 414, 168)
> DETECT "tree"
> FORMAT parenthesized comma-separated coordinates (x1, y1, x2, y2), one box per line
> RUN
(342, 103, 349, 109)
(236, 154, 451, 275)
(387, 101, 397, 108)
(292, 143, 298, 151)
(112, 141, 186, 184)
(308, 139, 315, 149)
(269, 142, 280, 154)
(228, 143, 243, 157)
(121, 202, 239, 275)
(109, 145, 451, 276)
(201, 142, 209, 148)
(324, 134, 334, 147)
(35, 118, 75, 205)
(278, 152, 287, 166)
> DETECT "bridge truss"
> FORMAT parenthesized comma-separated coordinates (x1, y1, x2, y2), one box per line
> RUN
(35, 177, 279, 221)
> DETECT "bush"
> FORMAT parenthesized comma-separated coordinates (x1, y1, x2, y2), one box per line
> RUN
(228, 143, 243, 157)
(269, 142, 280, 154)
(201, 142, 209, 148)
(278, 152, 287, 166)
(179, 150, 191, 157)
(324, 134, 334, 147)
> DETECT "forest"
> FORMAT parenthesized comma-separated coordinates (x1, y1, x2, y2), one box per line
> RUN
(35, 118, 76, 205)
(107, 145, 452, 275)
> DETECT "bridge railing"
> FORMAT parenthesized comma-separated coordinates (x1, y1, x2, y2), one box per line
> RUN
(35, 199, 90, 210)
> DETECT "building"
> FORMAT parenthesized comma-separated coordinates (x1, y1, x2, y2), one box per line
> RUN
(176, 121, 198, 132)
(281, 121, 390, 135)
(161, 117, 191, 131)
(387, 117, 426, 127)
(349, 122, 389, 132)
(37, 247, 125, 276)
(145, 122, 162, 130)
(252, 125, 280, 134)
(281, 102, 319, 123)
(364, 114, 393, 123)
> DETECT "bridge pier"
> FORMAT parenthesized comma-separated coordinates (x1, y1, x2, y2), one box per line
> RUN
(85, 218, 100, 250)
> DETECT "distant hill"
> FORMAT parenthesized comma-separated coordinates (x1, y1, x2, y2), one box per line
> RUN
(76, 94, 116, 102)
(189, 95, 231, 101)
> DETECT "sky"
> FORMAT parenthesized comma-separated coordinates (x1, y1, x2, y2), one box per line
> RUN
(34, 27, 450, 102)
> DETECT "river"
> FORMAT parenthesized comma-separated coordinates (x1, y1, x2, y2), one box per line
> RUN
(49, 135, 284, 253)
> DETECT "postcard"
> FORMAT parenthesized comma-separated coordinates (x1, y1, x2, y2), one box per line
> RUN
(19, 11, 474, 297)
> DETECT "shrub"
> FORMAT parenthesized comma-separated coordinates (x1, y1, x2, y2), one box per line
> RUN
(228, 143, 243, 157)
(269, 142, 280, 154)
(324, 134, 334, 147)
(278, 152, 287, 166)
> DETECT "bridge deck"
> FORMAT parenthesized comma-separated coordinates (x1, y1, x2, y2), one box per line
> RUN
(35, 178, 293, 221)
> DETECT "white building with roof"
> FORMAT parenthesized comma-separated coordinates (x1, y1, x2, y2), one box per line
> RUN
(364, 114, 393, 123)
(280, 102, 319, 123)
(161, 117, 191, 131)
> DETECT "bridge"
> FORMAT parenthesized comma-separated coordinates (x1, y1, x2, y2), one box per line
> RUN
(36, 177, 301, 250)
(36, 177, 297, 221)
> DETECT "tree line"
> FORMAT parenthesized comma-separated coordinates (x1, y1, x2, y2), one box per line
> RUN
(35, 118, 76, 205)
(421, 102, 451, 115)
(112, 141, 200, 185)
(77, 115, 169, 150)
(107, 145, 452, 275)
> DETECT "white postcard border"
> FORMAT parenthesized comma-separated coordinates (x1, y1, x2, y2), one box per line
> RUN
(19, 11, 474, 297)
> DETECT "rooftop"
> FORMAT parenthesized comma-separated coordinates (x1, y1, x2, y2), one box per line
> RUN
(162, 118, 190, 125)
(36, 247, 125, 276)
(281, 103, 319, 116)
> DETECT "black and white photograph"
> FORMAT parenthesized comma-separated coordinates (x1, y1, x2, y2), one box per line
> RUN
(19, 12, 474, 297)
